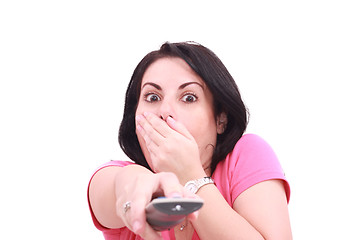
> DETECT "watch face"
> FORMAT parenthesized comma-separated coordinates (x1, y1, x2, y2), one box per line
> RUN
(186, 182, 198, 193)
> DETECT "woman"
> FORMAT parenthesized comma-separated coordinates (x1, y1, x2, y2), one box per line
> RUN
(88, 42, 292, 240)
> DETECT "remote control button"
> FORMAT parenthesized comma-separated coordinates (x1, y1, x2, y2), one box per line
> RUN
(172, 204, 183, 211)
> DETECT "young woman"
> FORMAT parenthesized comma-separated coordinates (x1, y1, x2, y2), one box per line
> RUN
(88, 42, 292, 240)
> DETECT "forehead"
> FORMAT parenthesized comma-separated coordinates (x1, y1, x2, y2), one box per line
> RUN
(141, 57, 205, 87)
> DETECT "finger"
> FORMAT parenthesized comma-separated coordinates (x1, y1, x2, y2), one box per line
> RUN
(127, 198, 148, 232)
(187, 211, 199, 221)
(156, 172, 184, 198)
(137, 123, 158, 149)
(137, 224, 163, 240)
(136, 114, 164, 145)
(115, 198, 145, 235)
(126, 211, 163, 240)
(143, 111, 173, 138)
(166, 116, 194, 140)
(136, 126, 162, 165)
(117, 176, 158, 233)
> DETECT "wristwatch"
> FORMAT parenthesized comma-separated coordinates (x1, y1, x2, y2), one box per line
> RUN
(184, 177, 214, 194)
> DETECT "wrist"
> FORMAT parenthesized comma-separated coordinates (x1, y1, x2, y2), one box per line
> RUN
(179, 168, 207, 185)
(184, 177, 215, 194)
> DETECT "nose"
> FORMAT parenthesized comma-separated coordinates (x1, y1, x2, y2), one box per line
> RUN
(160, 114, 173, 120)
(158, 99, 175, 121)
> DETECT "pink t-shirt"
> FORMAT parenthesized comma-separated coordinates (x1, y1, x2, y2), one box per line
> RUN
(88, 134, 290, 240)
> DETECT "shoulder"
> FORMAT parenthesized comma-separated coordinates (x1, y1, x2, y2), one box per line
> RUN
(233, 133, 274, 153)
(215, 133, 277, 171)
(228, 133, 279, 166)
(214, 133, 290, 204)
(94, 160, 135, 172)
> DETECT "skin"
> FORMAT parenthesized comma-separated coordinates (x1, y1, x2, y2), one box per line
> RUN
(135, 57, 223, 184)
(88, 57, 292, 240)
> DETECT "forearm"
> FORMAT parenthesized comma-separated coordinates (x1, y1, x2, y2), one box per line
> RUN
(193, 184, 264, 240)
(88, 164, 153, 229)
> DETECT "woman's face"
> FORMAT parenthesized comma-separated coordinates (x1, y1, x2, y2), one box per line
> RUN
(135, 57, 218, 171)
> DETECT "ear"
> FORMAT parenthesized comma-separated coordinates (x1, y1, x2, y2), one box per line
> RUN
(216, 112, 228, 134)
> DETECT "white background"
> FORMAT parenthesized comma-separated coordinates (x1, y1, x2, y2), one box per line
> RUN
(1, 1, 359, 239)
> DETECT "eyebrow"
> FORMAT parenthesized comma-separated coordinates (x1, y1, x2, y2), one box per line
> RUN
(141, 81, 204, 91)
(142, 82, 161, 90)
(179, 82, 204, 90)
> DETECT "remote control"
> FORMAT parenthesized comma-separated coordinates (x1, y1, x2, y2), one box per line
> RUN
(145, 197, 204, 231)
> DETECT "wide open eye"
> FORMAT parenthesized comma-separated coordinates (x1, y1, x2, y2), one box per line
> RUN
(144, 93, 161, 102)
(181, 93, 198, 103)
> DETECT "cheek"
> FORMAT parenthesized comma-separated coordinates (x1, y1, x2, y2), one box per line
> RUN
(136, 99, 151, 115)
(135, 105, 143, 116)
(183, 115, 217, 145)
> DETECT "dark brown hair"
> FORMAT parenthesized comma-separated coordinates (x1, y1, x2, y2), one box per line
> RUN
(119, 42, 248, 173)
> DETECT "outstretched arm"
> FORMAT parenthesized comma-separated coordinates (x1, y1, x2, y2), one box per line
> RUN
(88, 164, 198, 240)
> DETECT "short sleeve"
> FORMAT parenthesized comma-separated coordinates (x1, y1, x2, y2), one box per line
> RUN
(225, 134, 290, 204)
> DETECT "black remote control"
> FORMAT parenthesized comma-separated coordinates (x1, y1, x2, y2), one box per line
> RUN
(145, 197, 204, 231)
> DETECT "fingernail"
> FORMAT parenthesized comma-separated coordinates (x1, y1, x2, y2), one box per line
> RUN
(169, 192, 182, 198)
(143, 111, 150, 117)
(135, 115, 143, 121)
(136, 124, 143, 132)
(166, 115, 175, 124)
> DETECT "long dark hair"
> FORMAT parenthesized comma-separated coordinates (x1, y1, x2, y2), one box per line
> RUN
(119, 42, 248, 174)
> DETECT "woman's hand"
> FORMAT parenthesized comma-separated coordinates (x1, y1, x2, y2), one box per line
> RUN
(115, 169, 199, 240)
(135, 112, 206, 184)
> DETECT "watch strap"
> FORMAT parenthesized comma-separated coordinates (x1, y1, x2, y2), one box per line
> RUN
(185, 177, 214, 193)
